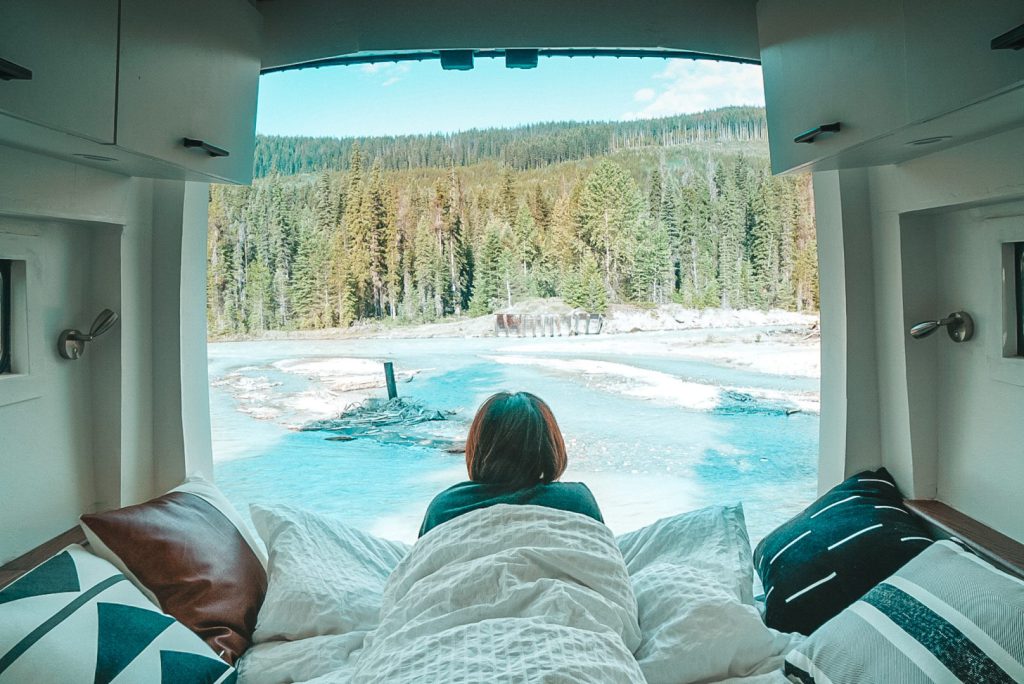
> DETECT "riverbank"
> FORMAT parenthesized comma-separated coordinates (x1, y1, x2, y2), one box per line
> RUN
(210, 301, 819, 342)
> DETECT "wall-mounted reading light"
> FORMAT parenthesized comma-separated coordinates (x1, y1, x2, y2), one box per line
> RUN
(58, 309, 119, 360)
(910, 311, 974, 343)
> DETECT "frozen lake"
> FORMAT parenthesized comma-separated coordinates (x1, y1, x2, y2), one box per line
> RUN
(209, 329, 819, 544)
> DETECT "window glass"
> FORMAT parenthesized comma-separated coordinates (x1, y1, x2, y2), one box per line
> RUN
(0, 260, 10, 374)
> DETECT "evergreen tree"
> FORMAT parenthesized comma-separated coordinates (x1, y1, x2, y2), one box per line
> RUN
(576, 159, 643, 299)
(468, 221, 503, 315)
(206, 108, 818, 334)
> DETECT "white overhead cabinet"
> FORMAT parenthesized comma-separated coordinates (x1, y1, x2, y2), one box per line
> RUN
(117, 0, 262, 184)
(759, 0, 1024, 175)
(757, 0, 910, 175)
(903, 0, 1024, 123)
(0, 0, 119, 143)
(0, 0, 261, 184)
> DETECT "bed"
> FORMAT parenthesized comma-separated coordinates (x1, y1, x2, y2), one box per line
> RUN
(2, 473, 1023, 684)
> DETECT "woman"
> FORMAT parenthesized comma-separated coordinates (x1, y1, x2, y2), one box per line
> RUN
(419, 391, 603, 537)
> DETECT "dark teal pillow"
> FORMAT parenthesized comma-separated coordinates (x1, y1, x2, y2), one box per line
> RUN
(754, 467, 933, 635)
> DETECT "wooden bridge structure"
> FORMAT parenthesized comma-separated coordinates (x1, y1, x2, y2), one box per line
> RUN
(494, 311, 604, 337)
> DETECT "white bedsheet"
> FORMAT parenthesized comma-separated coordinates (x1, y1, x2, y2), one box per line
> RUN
(239, 504, 798, 684)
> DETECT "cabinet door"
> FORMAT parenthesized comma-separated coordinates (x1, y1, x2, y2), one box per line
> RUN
(0, 0, 117, 142)
(904, 0, 1024, 123)
(758, 0, 910, 174)
(116, 0, 261, 184)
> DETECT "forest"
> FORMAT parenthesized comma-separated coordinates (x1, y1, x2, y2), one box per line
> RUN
(207, 106, 818, 335)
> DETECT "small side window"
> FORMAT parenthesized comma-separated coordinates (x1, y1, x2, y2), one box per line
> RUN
(0, 259, 10, 374)
(1016, 242, 1024, 357)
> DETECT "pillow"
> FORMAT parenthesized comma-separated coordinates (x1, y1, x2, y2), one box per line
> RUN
(753, 467, 932, 635)
(0, 544, 236, 683)
(250, 504, 410, 643)
(616, 504, 803, 684)
(785, 539, 1024, 683)
(80, 476, 267, 664)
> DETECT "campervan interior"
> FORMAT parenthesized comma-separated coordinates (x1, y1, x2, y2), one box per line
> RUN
(1, 1, 1023, 682)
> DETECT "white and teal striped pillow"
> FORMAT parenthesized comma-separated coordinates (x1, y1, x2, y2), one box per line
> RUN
(0, 545, 236, 683)
(785, 539, 1024, 683)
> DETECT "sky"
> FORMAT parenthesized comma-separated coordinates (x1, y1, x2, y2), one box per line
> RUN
(256, 58, 765, 138)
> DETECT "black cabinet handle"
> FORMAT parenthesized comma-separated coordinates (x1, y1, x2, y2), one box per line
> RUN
(991, 23, 1024, 50)
(183, 138, 230, 158)
(0, 57, 32, 81)
(794, 122, 841, 144)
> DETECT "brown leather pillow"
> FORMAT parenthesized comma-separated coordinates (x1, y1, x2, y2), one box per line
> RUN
(80, 477, 267, 664)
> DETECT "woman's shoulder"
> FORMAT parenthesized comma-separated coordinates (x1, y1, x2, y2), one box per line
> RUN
(542, 481, 600, 506)
(429, 480, 496, 505)
(549, 480, 596, 495)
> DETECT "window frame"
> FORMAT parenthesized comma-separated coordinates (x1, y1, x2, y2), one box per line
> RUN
(0, 259, 10, 374)
(1016, 242, 1024, 357)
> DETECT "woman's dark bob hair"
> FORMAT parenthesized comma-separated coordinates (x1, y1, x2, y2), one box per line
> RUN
(465, 391, 568, 490)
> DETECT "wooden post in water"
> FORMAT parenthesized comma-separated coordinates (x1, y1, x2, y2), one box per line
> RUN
(384, 361, 398, 400)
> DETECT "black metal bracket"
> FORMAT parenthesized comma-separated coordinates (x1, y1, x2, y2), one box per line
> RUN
(183, 138, 229, 157)
(991, 23, 1024, 50)
(794, 122, 841, 144)
(0, 57, 32, 81)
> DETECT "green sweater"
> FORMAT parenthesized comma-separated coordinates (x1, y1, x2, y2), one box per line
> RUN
(418, 481, 604, 537)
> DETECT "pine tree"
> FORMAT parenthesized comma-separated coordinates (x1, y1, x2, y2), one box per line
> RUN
(468, 221, 503, 315)
(366, 159, 391, 317)
(576, 159, 643, 300)
(748, 178, 780, 310)
(714, 161, 745, 309)
(497, 166, 517, 225)
(631, 217, 671, 304)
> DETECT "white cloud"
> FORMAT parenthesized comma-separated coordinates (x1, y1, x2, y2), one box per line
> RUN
(360, 62, 412, 86)
(633, 87, 656, 102)
(622, 61, 764, 120)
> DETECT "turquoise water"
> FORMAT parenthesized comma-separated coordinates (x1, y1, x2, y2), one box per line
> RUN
(210, 331, 819, 544)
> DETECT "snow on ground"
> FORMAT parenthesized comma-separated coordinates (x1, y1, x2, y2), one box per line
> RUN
(506, 329, 820, 379)
(211, 357, 420, 427)
(273, 357, 418, 392)
(601, 305, 818, 335)
(216, 302, 818, 343)
(665, 339, 819, 378)
(487, 354, 818, 414)
(487, 355, 722, 411)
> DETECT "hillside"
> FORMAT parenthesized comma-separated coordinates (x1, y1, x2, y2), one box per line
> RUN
(208, 107, 817, 337)
(253, 106, 769, 176)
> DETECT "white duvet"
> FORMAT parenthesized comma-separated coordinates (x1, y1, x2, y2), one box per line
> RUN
(348, 504, 645, 682)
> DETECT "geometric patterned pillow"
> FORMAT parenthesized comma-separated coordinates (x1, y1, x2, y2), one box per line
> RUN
(784, 539, 1024, 683)
(0, 545, 236, 683)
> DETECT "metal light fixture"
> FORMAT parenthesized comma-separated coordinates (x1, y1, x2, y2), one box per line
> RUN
(58, 309, 119, 359)
(909, 311, 974, 343)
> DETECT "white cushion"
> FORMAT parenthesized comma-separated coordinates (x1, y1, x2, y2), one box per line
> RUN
(0, 545, 235, 683)
(785, 539, 1024, 683)
(250, 504, 409, 643)
(616, 504, 803, 684)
